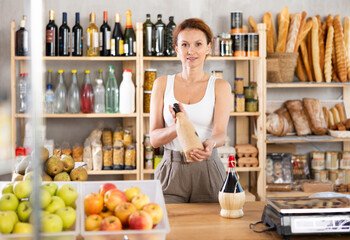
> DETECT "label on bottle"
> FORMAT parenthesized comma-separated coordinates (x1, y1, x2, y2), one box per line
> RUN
(45, 94, 54, 102)
(133, 41, 136, 54)
(93, 32, 99, 48)
(124, 43, 129, 54)
(46, 30, 54, 43)
(110, 39, 116, 56)
(23, 31, 29, 52)
(99, 32, 103, 50)
(118, 40, 124, 55)
(106, 31, 111, 50)
(71, 32, 75, 53)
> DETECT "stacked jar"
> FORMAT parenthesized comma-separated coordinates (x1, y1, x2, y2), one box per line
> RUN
(234, 78, 258, 112)
(144, 69, 157, 113)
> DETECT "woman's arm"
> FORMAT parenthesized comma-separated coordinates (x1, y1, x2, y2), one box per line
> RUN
(149, 76, 177, 148)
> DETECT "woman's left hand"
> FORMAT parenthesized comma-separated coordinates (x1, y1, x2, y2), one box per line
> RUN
(188, 139, 216, 162)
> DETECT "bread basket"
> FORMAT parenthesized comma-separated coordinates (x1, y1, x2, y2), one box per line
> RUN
(267, 52, 298, 83)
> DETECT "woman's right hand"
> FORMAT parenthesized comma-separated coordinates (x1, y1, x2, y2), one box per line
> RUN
(168, 102, 187, 123)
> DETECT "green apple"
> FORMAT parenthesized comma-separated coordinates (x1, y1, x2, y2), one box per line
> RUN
(0, 193, 19, 211)
(55, 207, 76, 229)
(12, 222, 33, 234)
(0, 211, 15, 233)
(30, 190, 51, 209)
(41, 182, 58, 196)
(13, 181, 32, 200)
(29, 210, 50, 223)
(17, 200, 32, 222)
(41, 214, 63, 232)
(6, 210, 19, 225)
(56, 184, 77, 206)
(45, 196, 65, 213)
(1, 182, 14, 194)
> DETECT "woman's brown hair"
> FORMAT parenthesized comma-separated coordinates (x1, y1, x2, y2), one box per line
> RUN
(173, 18, 213, 46)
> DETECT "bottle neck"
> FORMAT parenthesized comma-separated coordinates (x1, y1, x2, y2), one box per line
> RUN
(98, 72, 103, 79)
(75, 13, 80, 24)
(72, 73, 78, 83)
(126, 14, 132, 27)
(62, 13, 67, 24)
(47, 72, 52, 85)
(58, 74, 64, 83)
(84, 73, 91, 84)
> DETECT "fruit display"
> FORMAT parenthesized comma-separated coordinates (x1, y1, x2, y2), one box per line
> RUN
(13, 146, 88, 182)
(0, 181, 79, 235)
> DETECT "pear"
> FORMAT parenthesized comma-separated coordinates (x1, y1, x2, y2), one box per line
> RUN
(12, 173, 24, 182)
(61, 155, 75, 173)
(15, 156, 30, 175)
(53, 172, 71, 181)
(70, 166, 88, 181)
(31, 147, 49, 163)
(42, 172, 52, 181)
(45, 156, 64, 177)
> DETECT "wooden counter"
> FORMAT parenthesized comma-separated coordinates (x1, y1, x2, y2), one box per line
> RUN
(166, 202, 349, 240)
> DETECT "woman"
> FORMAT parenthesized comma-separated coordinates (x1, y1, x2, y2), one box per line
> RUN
(150, 18, 231, 203)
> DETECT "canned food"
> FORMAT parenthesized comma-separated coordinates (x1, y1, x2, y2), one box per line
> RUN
(231, 11, 243, 34)
(145, 145, 154, 160)
(345, 169, 350, 184)
(234, 77, 244, 95)
(247, 33, 259, 57)
(245, 99, 258, 112)
(311, 152, 325, 170)
(232, 34, 246, 57)
(235, 94, 245, 112)
(144, 90, 151, 113)
(336, 170, 345, 185)
(244, 86, 255, 99)
(144, 69, 157, 91)
(326, 152, 339, 170)
(314, 169, 328, 182)
(340, 151, 350, 169)
(329, 170, 338, 184)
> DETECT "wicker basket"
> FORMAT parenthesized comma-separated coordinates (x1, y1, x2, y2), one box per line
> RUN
(267, 52, 298, 83)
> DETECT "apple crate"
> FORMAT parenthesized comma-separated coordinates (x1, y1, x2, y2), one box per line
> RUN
(80, 180, 170, 240)
(0, 181, 81, 240)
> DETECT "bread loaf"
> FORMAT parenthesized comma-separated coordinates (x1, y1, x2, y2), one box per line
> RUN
(280, 116, 290, 137)
(322, 107, 329, 128)
(285, 100, 312, 136)
(275, 106, 295, 133)
(335, 103, 347, 123)
(302, 98, 327, 135)
(263, 13, 274, 52)
(334, 17, 348, 82)
(345, 119, 350, 129)
(286, 13, 301, 52)
(319, 22, 327, 78)
(248, 16, 258, 33)
(331, 107, 341, 125)
(266, 113, 284, 136)
(296, 54, 308, 82)
(337, 122, 347, 131)
(300, 40, 314, 82)
(307, 29, 315, 81)
(324, 25, 334, 83)
(312, 17, 323, 82)
(344, 17, 350, 79)
(328, 109, 335, 129)
(276, 7, 290, 52)
(294, 12, 309, 52)
(326, 14, 334, 29)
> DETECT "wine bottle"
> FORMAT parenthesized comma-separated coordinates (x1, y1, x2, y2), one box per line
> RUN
(166, 16, 176, 56)
(155, 14, 165, 56)
(46, 10, 58, 56)
(218, 155, 245, 218)
(59, 12, 70, 56)
(173, 103, 204, 161)
(124, 10, 136, 56)
(87, 12, 99, 56)
(100, 11, 111, 56)
(72, 12, 83, 56)
(143, 14, 154, 56)
(16, 15, 29, 56)
(111, 13, 124, 56)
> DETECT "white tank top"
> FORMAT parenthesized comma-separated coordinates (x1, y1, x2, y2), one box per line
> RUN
(163, 74, 216, 151)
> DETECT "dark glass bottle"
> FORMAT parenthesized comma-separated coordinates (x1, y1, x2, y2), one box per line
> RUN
(111, 13, 124, 56)
(46, 10, 58, 56)
(166, 16, 176, 56)
(16, 15, 29, 56)
(100, 11, 111, 56)
(59, 12, 70, 56)
(220, 156, 243, 193)
(72, 12, 83, 56)
(143, 14, 154, 56)
(124, 10, 136, 56)
(155, 14, 166, 56)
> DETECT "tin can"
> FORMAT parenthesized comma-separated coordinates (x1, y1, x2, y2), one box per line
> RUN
(336, 170, 345, 185)
(144, 90, 152, 113)
(154, 155, 163, 169)
(340, 151, 350, 169)
(329, 170, 338, 184)
(246, 33, 259, 57)
(231, 11, 243, 34)
(311, 152, 325, 170)
(231, 34, 246, 57)
(313, 169, 328, 182)
(345, 169, 350, 184)
(144, 69, 157, 91)
(326, 152, 339, 170)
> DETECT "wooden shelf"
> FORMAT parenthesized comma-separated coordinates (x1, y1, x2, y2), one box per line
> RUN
(266, 191, 350, 198)
(267, 82, 350, 88)
(87, 170, 137, 175)
(15, 113, 137, 118)
(15, 56, 137, 61)
(235, 167, 261, 172)
(265, 135, 350, 143)
(143, 169, 155, 174)
(143, 56, 261, 61)
(143, 112, 260, 118)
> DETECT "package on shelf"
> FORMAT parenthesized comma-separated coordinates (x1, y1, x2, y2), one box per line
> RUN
(266, 153, 292, 184)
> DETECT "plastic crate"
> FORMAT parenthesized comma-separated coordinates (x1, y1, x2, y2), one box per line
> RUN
(80, 180, 170, 240)
(0, 181, 81, 240)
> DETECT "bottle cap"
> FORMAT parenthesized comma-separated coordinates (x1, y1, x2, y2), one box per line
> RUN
(47, 84, 53, 90)
(126, 10, 131, 16)
(109, 65, 115, 72)
(157, 14, 162, 18)
(71, 69, 77, 73)
(98, 69, 103, 73)
(90, 12, 96, 23)
(169, 16, 174, 21)
(85, 69, 90, 74)
(48, 69, 52, 73)
(58, 69, 64, 73)
(20, 73, 24, 76)
(49, 10, 55, 20)
(123, 69, 132, 73)
(62, 12, 67, 22)
(228, 155, 236, 168)
(75, 12, 80, 22)
(145, 69, 157, 72)
(103, 11, 108, 21)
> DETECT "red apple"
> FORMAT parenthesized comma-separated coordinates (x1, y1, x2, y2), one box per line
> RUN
(84, 193, 104, 215)
(99, 210, 114, 219)
(114, 202, 137, 226)
(143, 203, 164, 226)
(99, 183, 117, 197)
(128, 210, 153, 230)
(100, 216, 122, 231)
(85, 214, 103, 231)
(104, 189, 127, 212)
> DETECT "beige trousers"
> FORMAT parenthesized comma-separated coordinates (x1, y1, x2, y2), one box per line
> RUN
(155, 148, 226, 203)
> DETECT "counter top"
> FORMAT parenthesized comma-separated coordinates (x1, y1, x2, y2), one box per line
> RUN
(166, 202, 349, 240)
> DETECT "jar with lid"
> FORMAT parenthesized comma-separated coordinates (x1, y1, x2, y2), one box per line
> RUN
(244, 86, 255, 99)
(220, 33, 232, 56)
(245, 99, 258, 112)
(113, 126, 124, 144)
(144, 69, 157, 91)
(102, 128, 113, 146)
(234, 78, 244, 95)
(123, 128, 133, 147)
(144, 134, 154, 169)
(144, 91, 152, 113)
(103, 145, 113, 170)
(235, 95, 245, 112)
(113, 140, 124, 170)
(125, 144, 136, 170)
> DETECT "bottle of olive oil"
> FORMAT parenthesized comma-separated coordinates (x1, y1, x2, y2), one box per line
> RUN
(87, 12, 99, 56)
(143, 14, 154, 56)
(123, 10, 136, 56)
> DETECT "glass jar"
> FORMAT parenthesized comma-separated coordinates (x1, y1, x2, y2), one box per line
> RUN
(144, 69, 157, 91)
(102, 145, 113, 170)
(244, 86, 255, 99)
(123, 128, 133, 147)
(144, 90, 152, 113)
(113, 140, 124, 170)
(234, 78, 244, 95)
(125, 144, 136, 170)
(113, 126, 124, 144)
(102, 128, 113, 146)
(245, 99, 258, 112)
(235, 94, 245, 112)
(211, 70, 223, 79)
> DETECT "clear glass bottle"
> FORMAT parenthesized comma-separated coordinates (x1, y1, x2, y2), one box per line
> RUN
(18, 73, 27, 113)
(54, 69, 67, 113)
(68, 69, 80, 113)
(81, 70, 94, 113)
(94, 79, 105, 113)
(143, 14, 154, 56)
(87, 12, 99, 56)
(119, 69, 135, 114)
(45, 83, 54, 114)
(155, 14, 165, 56)
(98, 69, 104, 84)
(105, 65, 119, 113)
(166, 16, 176, 56)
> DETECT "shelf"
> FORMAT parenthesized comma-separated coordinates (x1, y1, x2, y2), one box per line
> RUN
(15, 113, 137, 118)
(143, 56, 261, 61)
(14, 56, 137, 61)
(266, 191, 350, 198)
(143, 112, 260, 118)
(267, 82, 350, 88)
(142, 167, 260, 174)
(265, 134, 350, 143)
(87, 170, 137, 175)
(143, 169, 155, 174)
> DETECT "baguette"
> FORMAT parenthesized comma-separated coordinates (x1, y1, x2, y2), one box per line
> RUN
(328, 109, 335, 128)
(331, 107, 341, 125)
(263, 13, 274, 52)
(276, 7, 290, 52)
(322, 107, 329, 128)
(344, 17, 350, 79)
(326, 14, 333, 29)
(296, 54, 308, 81)
(335, 103, 347, 123)
(319, 22, 327, 79)
(334, 17, 348, 82)
(307, 27, 315, 81)
(346, 118, 350, 129)
(324, 25, 334, 83)
(278, 13, 281, 29)
(248, 16, 258, 33)
(294, 11, 308, 52)
(286, 13, 301, 52)
(300, 40, 314, 82)
(332, 67, 340, 82)
(270, 11, 278, 49)
(312, 17, 323, 82)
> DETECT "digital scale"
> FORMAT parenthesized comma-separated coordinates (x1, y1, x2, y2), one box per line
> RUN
(258, 197, 350, 240)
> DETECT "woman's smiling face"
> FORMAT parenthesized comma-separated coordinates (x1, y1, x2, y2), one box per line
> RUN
(175, 28, 211, 68)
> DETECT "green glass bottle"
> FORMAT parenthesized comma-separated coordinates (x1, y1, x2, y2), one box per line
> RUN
(143, 14, 154, 56)
(124, 10, 136, 56)
(166, 16, 176, 56)
(105, 65, 119, 113)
